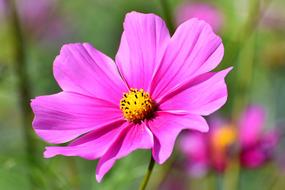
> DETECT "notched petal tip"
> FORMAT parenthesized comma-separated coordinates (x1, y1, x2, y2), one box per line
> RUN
(57, 43, 80, 57)
(225, 66, 233, 74)
(186, 17, 215, 34)
(30, 96, 39, 107)
(30, 97, 40, 127)
(217, 66, 233, 80)
(43, 147, 57, 158)
(125, 11, 159, 19)
(95, 158, 116, 183)
(59, 42, 93, 52)
(155, 155, 166, 165)
(95, 173, 103, 183)
(30, 98, 36, 103)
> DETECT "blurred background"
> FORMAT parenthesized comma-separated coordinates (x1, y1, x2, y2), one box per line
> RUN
(0, 0, 285, 189)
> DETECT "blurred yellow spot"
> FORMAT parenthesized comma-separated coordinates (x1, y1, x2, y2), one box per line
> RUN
(211, 125, 236, 152)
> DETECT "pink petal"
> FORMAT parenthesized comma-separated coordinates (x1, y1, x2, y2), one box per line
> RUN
(148, 111, 209, 164)
(53, 43, 128, 104)
(115, 11, 170, 90)
(159, 68, 232, 116)
(150, 18, 224, 99)
(239, 105, 265, 147)
(44, 120, 126, 160)
(95, 122, 153, 182)
(31, 92, 124, 144)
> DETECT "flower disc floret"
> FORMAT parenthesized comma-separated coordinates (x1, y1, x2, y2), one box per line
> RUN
(120, 88, 154, 123)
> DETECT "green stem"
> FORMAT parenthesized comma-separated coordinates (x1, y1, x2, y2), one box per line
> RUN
(6, 0, 39, 188)
(159, 0, 175, 34)
(139, 155, 155, 190)
(216, 173, 224, 190)
(155, 156, 175, 189)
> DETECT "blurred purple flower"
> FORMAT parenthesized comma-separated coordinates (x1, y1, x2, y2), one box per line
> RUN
(180, 120, 236, 175)
(19, 0, 68, 42)
(261, 4, 285, 32)
(176, 3, 223, 32)
(239, 106, 279, 168)
(1, 0, 68, 42)
(179, 105, 279, 176)
(180, 131, 209, 177)
(0, 0, 5, 19)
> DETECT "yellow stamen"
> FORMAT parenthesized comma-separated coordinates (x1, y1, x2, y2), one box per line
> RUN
(120, 88, 154, 123)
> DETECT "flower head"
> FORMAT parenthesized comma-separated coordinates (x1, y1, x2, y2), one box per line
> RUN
(239, 106, 279, 168)
(180, 120, 236, 175)
(31, 11, 231, 182)
(179, 105, 278, 176)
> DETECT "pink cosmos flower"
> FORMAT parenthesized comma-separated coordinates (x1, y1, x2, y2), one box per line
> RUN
(176, 3, 223, 32)
(31, 11, 231, 182)
(179, 105, 278, 176)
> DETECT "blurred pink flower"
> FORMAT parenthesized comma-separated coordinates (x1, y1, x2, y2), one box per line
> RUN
(180, 117, 236, 175)
(176, 3, 223, 32)
(20, 0, 69, 42)
(0, 0, 5, 20)
(180, 105, 278, 176)
(0, 0, 67, 42)
(18, 0, 60, 36)
(210, 123, 236, 172)
(180, 131, 209, 177)
(239, 106, 279, 168)
(31, 11, 231, 182)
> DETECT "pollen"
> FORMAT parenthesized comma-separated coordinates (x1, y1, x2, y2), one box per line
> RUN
(120, 88, 154, 123)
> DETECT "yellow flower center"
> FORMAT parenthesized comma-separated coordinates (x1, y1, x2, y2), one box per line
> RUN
(120, 88, 154, 123)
